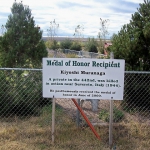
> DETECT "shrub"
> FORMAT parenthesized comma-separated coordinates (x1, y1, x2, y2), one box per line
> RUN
(0, 70, 51, 116)
(70, 41, 81, 51)
(99, 109, 109, 122)
(45, 40, 59, 50)
(88, 44, 98, 53)
(85, 38, 98, 53)
(99, 107, 124, 122)
(60, 39, 73, 49)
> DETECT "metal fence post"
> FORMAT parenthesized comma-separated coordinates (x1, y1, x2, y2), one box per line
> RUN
(109, 52, 114, 146)
(52, 96, 55, 144)
(77, 99, 81, 127)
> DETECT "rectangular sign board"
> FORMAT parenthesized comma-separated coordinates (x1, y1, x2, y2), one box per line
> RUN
(43, 58, 125, 100)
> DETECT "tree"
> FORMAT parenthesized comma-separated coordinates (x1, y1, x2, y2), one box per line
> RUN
(0, 25, 6, 36)
(109, 26, 141, 70)
(46, 19, 59, 51)
(109, 0, 150, 110)
(0, 1, 47, 68)
(0, 36, 2, 66)
(98, 18, 109, 54)
(110, 0, 150, 71)
(73, 25, 84, 42)
(47, 19, 59, 41)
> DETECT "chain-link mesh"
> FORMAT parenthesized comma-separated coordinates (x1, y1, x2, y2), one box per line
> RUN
(0, 50, 150, 149)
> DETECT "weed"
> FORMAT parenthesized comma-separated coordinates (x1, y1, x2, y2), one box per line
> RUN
(99, 107, 124, 122)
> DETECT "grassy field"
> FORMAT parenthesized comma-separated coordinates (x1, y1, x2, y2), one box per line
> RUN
(0, 104, 150, 150)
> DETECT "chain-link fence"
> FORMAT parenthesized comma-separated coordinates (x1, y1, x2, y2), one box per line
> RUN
(0, 51, 150, 149)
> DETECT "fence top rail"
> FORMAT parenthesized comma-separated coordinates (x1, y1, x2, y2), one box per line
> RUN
(125, 71, 150, 74)
(0, 68, 150, 74)
(0, 68, 42, 71)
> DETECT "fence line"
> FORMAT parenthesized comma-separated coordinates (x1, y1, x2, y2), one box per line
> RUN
(0, 68, 42, 71)
(0, 67, 150, 74)
(0, 60, 150, 148)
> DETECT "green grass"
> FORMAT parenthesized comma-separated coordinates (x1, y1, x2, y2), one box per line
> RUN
(99, 107, 124, 122)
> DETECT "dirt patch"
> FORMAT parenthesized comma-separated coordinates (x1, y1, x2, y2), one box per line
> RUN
(56, 98, 110, 124)
(56, 98, 150, 126)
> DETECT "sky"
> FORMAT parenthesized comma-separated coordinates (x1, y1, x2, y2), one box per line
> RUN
(0, 0, 144, 39)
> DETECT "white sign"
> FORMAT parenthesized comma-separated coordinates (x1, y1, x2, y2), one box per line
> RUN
(43, 58, 125, 100)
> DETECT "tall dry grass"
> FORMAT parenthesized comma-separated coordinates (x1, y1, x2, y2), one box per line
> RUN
(0, 104, 150, 150)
